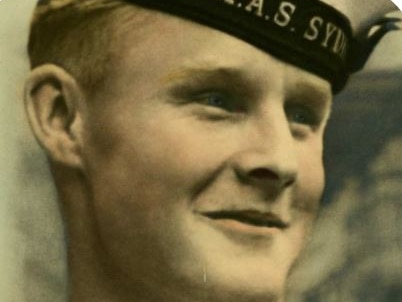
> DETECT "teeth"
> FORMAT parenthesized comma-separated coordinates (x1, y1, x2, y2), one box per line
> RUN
(204, 211, 288, 229)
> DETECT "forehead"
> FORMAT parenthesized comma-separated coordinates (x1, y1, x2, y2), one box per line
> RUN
(106, 6, 331, 96)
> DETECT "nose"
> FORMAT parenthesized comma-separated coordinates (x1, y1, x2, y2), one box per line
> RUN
(232, 109, 298, 193)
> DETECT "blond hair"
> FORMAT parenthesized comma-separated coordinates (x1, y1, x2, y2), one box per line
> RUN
(28, 0, 128, 96)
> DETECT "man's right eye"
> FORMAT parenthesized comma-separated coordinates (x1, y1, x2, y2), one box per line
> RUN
(194, 92, 242, 113)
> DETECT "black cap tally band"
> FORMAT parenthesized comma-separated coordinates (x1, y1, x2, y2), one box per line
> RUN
(36, 0, 399, 92)
(123, 0, 399, 93)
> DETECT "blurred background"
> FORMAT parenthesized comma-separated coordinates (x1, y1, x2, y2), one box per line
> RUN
(0, 1, 401, 302)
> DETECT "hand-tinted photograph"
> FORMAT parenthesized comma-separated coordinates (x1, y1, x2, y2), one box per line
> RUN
(0, 1, 401, 302)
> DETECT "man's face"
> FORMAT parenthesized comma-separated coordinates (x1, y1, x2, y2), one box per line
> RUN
(80, 8, 331, 302)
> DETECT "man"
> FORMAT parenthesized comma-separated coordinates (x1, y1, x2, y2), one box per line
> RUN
(23, 0, 398, 301)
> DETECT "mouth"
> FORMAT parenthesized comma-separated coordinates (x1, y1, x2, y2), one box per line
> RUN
(200, 210, 289, 230)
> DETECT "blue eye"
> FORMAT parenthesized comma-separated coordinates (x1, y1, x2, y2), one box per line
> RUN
(206, 94, 226, 107)
(286, 105, 317, 126)
(197, 92, 239, 112)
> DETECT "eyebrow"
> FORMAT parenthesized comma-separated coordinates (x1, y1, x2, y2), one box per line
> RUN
(159, 65, 260, 99)
(165, 64, 277, 98)
(160, 64, 333, 116)
(298, 78, 331, 98)
(160, 65, 251, 86)
(292, 76, 332, 102)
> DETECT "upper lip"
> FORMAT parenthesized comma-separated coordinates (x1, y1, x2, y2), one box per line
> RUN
(200, 210, 289, 229)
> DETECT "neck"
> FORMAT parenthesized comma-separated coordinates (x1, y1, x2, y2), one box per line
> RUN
(53, 166, 179, 302)
(52, 166, 115, 302)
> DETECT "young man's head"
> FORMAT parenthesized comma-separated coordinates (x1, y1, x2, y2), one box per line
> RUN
(24, 1, 398, 302)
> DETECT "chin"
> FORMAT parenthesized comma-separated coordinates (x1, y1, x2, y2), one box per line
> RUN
(177, 267, 284, 302)
(160, 218, 295, 302)
(208, 256, 287, 301)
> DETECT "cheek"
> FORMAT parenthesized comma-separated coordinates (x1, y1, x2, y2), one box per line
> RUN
(294, 138, 325, 214)
(286, 143, 324, 266)
(81, 115, 236, 283)
(83, 111, 226, 233)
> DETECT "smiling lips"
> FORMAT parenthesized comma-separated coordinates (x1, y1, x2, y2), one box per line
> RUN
(201, 210, 289, 230)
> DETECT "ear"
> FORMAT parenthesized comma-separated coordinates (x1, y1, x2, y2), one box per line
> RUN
(24, 64, 85, 169)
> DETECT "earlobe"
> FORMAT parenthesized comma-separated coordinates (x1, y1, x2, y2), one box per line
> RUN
(24, 64, 85, 169)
